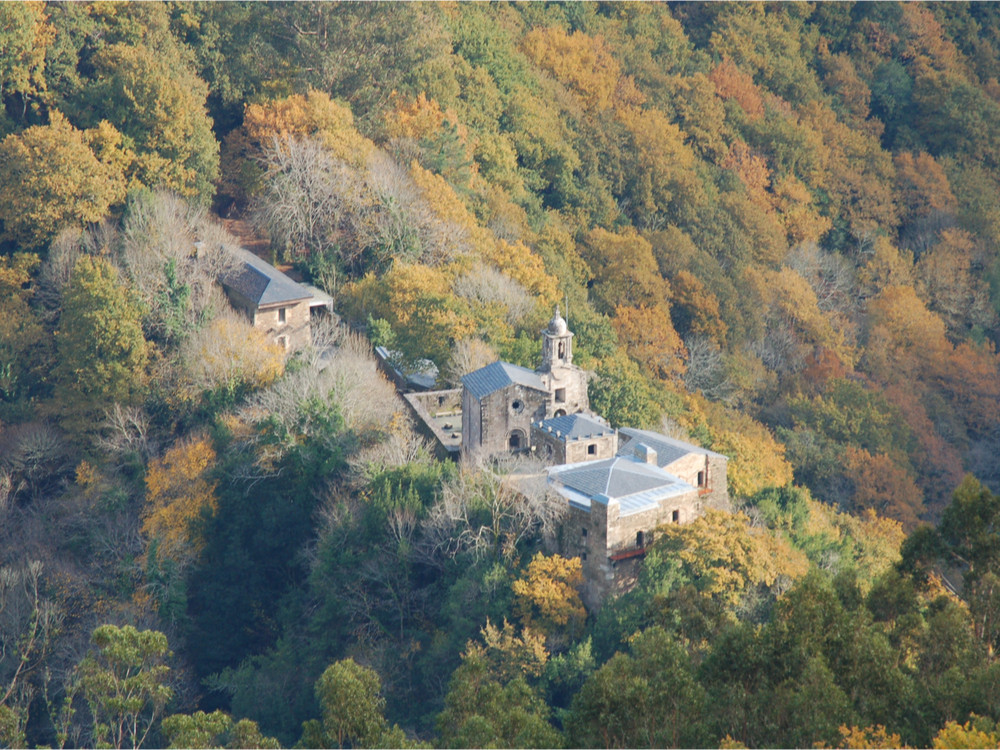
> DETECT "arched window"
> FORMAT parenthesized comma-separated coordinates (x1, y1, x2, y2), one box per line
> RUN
(558, 341, 565, 359)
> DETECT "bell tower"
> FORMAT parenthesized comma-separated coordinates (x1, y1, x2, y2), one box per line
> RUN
(537, 307, 588, 417)
(539, 306, 573, 373)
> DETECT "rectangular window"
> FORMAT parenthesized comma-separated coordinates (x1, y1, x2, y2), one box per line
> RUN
(587, 443, 597, 455)
(582, 527, 588, 537)
(636, 531, 645, 548)
(697, 470, 705, 487)
(581, 552, 587, 561)
(555, 388, 566, 402)
(278, 307, 287, 324)
(672, 510, 680, 523)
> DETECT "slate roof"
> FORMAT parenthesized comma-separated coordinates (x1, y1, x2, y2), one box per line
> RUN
(221, 248, 312, 308)
(462, 361, 547, 400)
(548, 456, 694, 516)
(534, 413, 614, 441)
(617, 427, 727, 468)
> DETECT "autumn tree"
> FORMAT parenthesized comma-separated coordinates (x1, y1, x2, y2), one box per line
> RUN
(0, 111, 126, 248)
(142, 435, 218, 569)
(0, 253, 46, 404)
(512, 553, 586, 646)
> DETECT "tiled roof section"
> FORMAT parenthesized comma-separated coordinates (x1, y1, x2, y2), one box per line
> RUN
(221, 248, 312, 307)
(462, 361, 547, 400)
(534, 413, 613, 440)
(548, 456, 694, 515)
(617, 427, 727, 467)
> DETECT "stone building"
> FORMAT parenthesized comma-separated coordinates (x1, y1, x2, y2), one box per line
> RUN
(460, 308, 588, 461)
(401, 306, 729, 606)
(548, 452, 696, 607)
(531, 412, 618, 464)
(220, 248, 330, 353)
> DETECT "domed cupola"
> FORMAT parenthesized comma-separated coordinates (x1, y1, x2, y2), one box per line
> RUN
(539, 306, 573, 372)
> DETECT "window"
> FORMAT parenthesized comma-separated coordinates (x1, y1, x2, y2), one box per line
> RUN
(511, 399, 524, 413)
(697, 470, 705, 487)
(581, 552, 587, 561)
(554, 409, 566, 417)
(278, 307, 286, 324)
(672, 510, 680, 523)
(508, 430, 525, 452)
(587, 443, 597, 455)
(558, 341, 565, 359)
(636, 531, 645, 548)
(555, 388, 566, 402)
(582, 528, 588, 537)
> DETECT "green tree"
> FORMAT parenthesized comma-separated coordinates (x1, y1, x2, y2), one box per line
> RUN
(436, 646, 562, 749)
(313, 659, 386, 749)
(73, 625, 174, 750)
(81, 42, 219, 201)
(161, 710, 279, 749)
(566, 627, 709, 748)
(53, 255, 149, 435)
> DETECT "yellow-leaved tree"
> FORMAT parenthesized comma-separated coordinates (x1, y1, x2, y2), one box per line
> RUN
(512, 553, 587, 645)
(142, 435, 218, 567)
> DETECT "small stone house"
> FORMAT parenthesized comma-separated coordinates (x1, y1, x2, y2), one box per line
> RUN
(220, 248, 319, 352)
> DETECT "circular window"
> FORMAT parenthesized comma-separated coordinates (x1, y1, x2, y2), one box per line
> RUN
(511, 399, 524, 413)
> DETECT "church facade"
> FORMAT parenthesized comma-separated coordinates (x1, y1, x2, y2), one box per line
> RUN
(460, 309, 589, 461)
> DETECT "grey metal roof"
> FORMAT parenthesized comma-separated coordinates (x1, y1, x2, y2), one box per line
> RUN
(534, 413, 613, 441)
(461, 361, 547, 400)
(221, 248, 312, 308)
(547, 456, 694, 516)
(617, 427, 727, 467)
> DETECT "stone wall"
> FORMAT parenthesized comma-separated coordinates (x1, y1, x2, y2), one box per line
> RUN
(255, 300, 311, 352)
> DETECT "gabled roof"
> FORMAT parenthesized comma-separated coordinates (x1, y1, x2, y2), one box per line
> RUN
(617, 427, 727, 467)
(534, 413, 614, 441)
(461, 361, 547, 400)
(221, 248, 312, 308)
(548, 456, 694, 516)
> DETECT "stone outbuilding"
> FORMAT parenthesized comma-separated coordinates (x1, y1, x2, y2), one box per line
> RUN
(220, 248, 328, 353)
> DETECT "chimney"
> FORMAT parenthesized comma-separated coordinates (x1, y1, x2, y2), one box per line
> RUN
(634, 443, 657, 465)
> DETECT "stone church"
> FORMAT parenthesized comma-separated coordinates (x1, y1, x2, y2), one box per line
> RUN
(460, 308, 588, 461)
(407, 308, 729, 607)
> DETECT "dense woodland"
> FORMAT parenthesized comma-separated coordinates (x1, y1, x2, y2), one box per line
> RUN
(7, 2, 1000, 747)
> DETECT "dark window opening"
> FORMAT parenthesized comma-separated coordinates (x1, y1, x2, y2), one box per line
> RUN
(697, 470, 705, 487)
(509, 430, 525, 452)
(582, 552, 587, 561)
(511, 399, 523, 413)
(555, 387, 566, 402)
(636, 531, 645, 548)
(554, 408, 567, 417)
(558, 341, 565, 359)
(278, 307, 286, 324)
(587, 443, 597, 455)
(438, 395, 446, 407)
(672, 510, 680, 523)
(582, 527, 588, 537)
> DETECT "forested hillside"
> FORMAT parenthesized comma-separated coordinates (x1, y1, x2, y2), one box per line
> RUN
(5, 2, 1000, 747)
